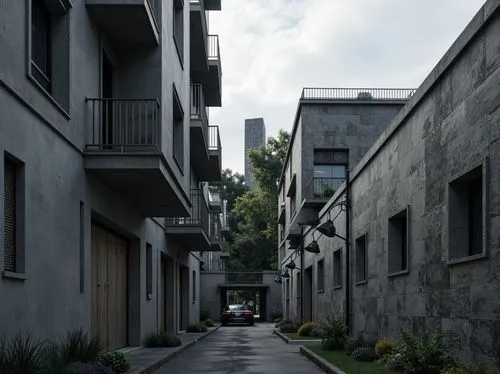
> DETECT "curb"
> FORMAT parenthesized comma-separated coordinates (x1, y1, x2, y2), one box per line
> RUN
(273, 329, 322, 345)
(300, 346, 347, 374)
(130, 325, 221, 374)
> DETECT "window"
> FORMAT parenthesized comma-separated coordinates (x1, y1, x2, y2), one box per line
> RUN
(173, 0, 184, 65)
(312, 149, 348, 198)
(290, 194, 296, 219)
(388, 207, 409, 275)
(333, 249, 342, 288)
(355, 234, 367, 283)
(317, 259, 324, 292)
(3, 155, 25, 279)
(31, 0, 52, 92)
(3, 159, 17, 273)
(449, 165, 485, 261)
(146, 243, 153, 299)
(192, 270, 196, 303)
(29, 0, 70, 112)
(172, 85, 184, 172)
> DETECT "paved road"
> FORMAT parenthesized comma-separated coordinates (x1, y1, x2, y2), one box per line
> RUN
(153, 323, 323, 374)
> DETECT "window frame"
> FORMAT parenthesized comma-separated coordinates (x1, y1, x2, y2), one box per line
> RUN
(355, 233, 368, 285)
(172, 84, 185, 174)
(387, 206, 410, 277)
(172, 0, 184, 68)
(146, 243, 153, 299)
(447, 160, 489, 265)
(316, 258, 325, 293)
(333, 248, 342, 289)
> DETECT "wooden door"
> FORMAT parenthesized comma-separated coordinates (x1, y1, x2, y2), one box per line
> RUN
(91, 224, 128, 351)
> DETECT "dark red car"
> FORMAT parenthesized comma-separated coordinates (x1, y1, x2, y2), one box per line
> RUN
(221, 304, 254, 326)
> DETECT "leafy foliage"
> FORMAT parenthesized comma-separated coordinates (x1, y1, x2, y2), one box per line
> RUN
(351, 346, 377, 362)
(97, 352, 129, 373)
(297, 322, 317, 337)
(144, 332, 181, 348)
(374, 339, 394, 359)
(199, 310, 211, 322)
(57, 329, 102, 365)
(0, 332, 46, 374)
(393, 327, 453, 374)
(441, 361, 494, 374)
(345, 334, 366, 355)
(204, 319, 214, 327)
(278, 319, 300, 333)
(186, 323, 208, 333)
(319, 313, 347, 351)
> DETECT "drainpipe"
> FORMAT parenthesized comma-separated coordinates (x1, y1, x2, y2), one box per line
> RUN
(300, 224, 304, 326)
(345, 169, 351, 335)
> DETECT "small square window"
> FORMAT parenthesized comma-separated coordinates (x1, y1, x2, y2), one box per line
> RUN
(449, 165, 485, 261)
(333, 249, 342, 288)
(355, 234, 367, 283)
(317, 259, 324, 292)
(388, 207, 409, 275)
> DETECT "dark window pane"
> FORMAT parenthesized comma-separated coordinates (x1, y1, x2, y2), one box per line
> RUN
(468, 178, 483, 255)
(31, 0, 51, 90)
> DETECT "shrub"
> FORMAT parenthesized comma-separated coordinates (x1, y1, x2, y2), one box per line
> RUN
(319, 313, 347, 351)
(345, 335, 365, 355)
(385, 352, 404, 372)
(204, 319, 214, 327)
(278, 320, 299, 333)
(442, 362, 494, 374)
(186, 323, 208, 333)
(375, 338, 394, 359)
(58, 329, 103, 364)
(351, 346, 376, 362)
(144, 332, 181, 348)
(65, 361, 114, 374)
(309, 327, 323, 338)
(199, 310, 211, 321)
(297, 322, 317, 337)
(393, 327, 452, 374)
(98, 352, 129, 374)
(0, 332, 47, 374)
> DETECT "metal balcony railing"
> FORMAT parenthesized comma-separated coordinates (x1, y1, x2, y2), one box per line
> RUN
(301, 88, 416, 101)
(146, 0, 160, 32)
(190, 84, 209, 142)
(165, 188, 209, 234)
(85, 98, 160, 151)
(209, 210, 222, 241)
(208, 125, 221, 151)
(305, 177, 345, 199)
(225, 272, 263, 284)
(208, 35, 220, 60)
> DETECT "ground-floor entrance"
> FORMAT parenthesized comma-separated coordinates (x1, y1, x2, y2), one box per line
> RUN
(219, 287, 268, 321)
(91, 223, 128, 351)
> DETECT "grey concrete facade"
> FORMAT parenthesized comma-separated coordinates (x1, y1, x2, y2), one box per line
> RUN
(0, 0, 223, 349)
(244, 117, 266, 188)
(279, 0, 500, 364)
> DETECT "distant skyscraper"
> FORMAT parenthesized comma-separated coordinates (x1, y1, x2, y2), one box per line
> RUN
(244, 118, 266, 188)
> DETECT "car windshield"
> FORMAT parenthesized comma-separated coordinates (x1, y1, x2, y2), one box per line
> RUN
(225, 304, 249, 311)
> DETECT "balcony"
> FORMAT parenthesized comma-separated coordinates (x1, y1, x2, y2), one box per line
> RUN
(206, 35, 222, 106)
(209, 210, 223, 251)
(189, 1, 209, 74)
(85, 0, 160, 51)
(84, 98, 190, 217)
(190, 84, 209, 170)
(304, 177, 345, 209)
(165, 188, 211, 251)
(206, 125, 222, 181)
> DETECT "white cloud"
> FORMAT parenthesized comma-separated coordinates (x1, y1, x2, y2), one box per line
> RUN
(207, 0, 487, 174)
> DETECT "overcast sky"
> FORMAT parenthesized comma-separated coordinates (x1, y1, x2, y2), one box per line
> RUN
(207, 0, 486, 175)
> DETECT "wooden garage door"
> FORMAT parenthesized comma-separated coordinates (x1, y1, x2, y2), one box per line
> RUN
(91, 224, 128, 351)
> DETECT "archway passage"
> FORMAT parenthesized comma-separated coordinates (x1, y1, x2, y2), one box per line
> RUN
(219, 286, 269, 322)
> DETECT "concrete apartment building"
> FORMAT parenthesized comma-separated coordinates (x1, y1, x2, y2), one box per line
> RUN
(0, 0, 224, 351)
(278, 0, 500, 363)
(244, 117, 266, 188)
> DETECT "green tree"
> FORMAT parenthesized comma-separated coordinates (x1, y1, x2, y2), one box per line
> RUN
(228, 130, 290, 270)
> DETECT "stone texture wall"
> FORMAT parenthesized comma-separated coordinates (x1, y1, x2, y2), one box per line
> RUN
(291, 1, 500, 363)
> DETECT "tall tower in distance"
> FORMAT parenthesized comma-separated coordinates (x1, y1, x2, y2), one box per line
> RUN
(244, 118, 266, 189)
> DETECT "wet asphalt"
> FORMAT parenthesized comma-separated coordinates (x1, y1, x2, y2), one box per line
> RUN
(153, 323, 323, 374)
